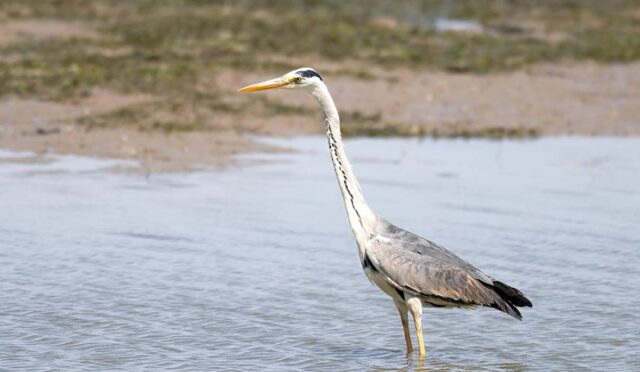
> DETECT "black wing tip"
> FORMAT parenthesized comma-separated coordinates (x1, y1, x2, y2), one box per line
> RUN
(492, 280, 532, 308)
(510, 305, 524, 320)
(481, 280, 531, 319)
(491, 301, 523, 320)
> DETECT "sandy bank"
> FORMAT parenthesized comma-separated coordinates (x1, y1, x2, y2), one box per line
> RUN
(1, 62, 639, 172)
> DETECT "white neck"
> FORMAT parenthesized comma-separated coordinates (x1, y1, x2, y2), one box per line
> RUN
(310, 83, 377, 246)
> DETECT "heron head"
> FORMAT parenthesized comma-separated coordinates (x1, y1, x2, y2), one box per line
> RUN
(238, 67, 323, 92)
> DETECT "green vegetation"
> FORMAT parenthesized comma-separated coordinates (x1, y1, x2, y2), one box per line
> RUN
(78, 105, 209, 134)
(0, 0, 639, 137)
(341, 122, 539, 139)
(76, 105, 154, 130)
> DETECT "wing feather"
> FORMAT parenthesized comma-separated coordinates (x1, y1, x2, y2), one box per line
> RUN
(366, 234, 524, 319)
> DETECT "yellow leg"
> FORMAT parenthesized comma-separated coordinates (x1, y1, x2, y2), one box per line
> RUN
(401, 312, 413, 354)
(407, 297, 426, 358)
(415, 321, 425, 358)
(394, 301, 413, 354)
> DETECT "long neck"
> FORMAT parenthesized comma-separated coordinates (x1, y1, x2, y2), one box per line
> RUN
(311, 83, 376, 243)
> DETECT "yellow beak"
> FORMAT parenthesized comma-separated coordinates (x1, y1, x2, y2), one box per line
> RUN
(238, 77, 289, 92)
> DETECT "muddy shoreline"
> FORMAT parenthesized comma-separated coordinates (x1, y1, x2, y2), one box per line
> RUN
(1, 6, 639, 172)
(1, 62, 639, 172)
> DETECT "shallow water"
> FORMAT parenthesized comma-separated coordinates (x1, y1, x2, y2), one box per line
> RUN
(1, 137, 639, 371)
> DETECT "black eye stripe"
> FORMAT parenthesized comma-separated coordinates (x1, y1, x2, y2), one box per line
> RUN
(297, 69, 323, 81)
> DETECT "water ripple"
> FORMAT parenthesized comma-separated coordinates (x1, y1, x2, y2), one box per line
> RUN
(1, 137, 639, 370)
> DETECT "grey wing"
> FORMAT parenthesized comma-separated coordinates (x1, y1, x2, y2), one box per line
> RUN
(380, 220, 492, 283)
(366, 223, 531, 319)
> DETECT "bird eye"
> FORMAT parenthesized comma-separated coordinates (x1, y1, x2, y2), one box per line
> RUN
(292, 76, 302, 83)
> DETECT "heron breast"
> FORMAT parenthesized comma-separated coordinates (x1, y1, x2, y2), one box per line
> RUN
(364, 267, 404, 302)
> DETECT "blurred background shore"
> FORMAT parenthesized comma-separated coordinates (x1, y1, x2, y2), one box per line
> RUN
(1, 0, 639, 171)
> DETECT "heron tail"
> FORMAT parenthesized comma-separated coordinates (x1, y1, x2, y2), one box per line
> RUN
(489, 280, 533, 320)
(480, 280, 532, 320)
(491, 280, 533, 308)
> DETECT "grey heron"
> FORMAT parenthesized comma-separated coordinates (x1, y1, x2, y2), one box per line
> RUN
(239, 68, 532, 357)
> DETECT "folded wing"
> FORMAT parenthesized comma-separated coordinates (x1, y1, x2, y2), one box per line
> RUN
(365, 232, 530, 319)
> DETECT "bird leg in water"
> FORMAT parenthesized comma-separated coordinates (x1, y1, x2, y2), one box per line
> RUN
(407, 296, 426, 357)
(394, 301, 413, 354)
